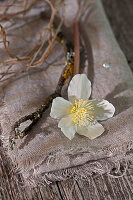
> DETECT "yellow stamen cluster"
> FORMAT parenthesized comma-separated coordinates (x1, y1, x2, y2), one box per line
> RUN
(71, 99, 95, 126)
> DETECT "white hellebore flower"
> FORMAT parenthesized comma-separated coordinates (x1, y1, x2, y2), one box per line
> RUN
(50, 74, 115, 140)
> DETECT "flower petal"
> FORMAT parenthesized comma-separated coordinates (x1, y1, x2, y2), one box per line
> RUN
(50, 97, 72, 119)
(77, 122, 104, 139)
(90, 99, 115, 121)
(58, 115, 76, 140)
(68, 74, 91, 102)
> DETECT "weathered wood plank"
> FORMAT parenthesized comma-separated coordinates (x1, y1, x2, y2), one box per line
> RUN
(58, 179, 84, 200)
(102, 0, 133, 71)
(77, 178, 100, 200)
(92, 175, 112, 200)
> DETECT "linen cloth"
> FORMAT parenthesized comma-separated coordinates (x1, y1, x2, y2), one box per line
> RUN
(0, 0, 133, 186)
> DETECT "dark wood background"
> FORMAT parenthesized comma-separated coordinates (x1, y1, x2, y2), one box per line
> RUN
(0, 0, 133, 199)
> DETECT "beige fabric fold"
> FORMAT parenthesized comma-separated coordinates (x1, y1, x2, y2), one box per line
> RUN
(0, 0, 133, 186)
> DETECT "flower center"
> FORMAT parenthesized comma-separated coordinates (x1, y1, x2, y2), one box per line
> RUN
(71, 99, 95, 126)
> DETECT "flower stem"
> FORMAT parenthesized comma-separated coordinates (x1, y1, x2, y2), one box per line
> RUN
(73, 21, 80, 75)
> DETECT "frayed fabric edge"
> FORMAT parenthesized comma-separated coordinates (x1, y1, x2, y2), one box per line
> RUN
(1, 142, 133, 189)
(15, 154, 133, 188)
(0, 137, 133, 188)
(1, 128, 133, 188)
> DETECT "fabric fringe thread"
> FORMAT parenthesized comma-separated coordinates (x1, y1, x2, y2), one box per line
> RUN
(1, 129, 133, 188)
(15, 156, 133, 188)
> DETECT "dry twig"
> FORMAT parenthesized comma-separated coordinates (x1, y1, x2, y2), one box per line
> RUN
(0, 0, 64, 79)
(9, 32, 74, 150)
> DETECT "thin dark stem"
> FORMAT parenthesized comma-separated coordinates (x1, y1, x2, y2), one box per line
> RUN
(73, 21, 80, 75)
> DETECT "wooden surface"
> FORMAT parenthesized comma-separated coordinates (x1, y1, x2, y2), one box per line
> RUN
(0, 0, 133, 199)
(102, 0, 133, 72)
